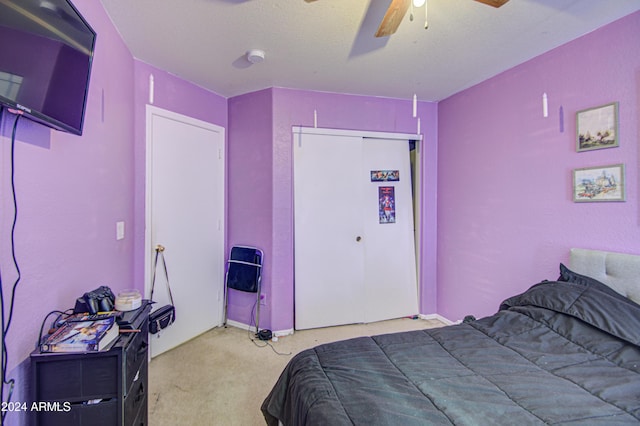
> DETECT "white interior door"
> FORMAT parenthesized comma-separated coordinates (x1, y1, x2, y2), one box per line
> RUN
(146, 106, 225, 357)
(294, 128, 418, 330)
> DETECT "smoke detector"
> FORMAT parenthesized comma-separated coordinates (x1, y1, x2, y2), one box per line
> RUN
(246, 49, 266, 64)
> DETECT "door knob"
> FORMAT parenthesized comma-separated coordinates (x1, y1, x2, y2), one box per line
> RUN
(356, 236, 362, 242)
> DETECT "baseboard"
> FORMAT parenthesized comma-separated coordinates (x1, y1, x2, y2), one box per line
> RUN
(224, 319, 294, 338)
(225, 319, 257, 333)
(419, 313, 456, 325)
(273, 328, 294, 337)
(228, 316, 459, 336)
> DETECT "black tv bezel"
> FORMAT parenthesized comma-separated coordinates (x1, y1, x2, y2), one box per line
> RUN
(0, 0, 96, 136)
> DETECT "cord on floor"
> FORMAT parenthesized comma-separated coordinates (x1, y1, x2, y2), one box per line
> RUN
(248, 300, 290, 356)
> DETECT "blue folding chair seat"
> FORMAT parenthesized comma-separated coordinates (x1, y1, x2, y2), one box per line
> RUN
(224, 246, 264, 333)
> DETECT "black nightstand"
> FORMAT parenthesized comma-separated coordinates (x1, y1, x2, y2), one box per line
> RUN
(31, 302, 151, 426)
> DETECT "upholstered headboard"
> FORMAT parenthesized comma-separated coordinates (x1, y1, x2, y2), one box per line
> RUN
(569, 248, 640, 305)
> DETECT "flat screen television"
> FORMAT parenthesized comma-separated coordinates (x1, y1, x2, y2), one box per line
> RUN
(0, 0, 96, 135)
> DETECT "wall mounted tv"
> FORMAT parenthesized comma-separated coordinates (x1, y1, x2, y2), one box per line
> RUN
(0, 0, 96, 136)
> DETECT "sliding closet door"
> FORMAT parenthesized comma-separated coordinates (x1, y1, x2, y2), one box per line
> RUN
(294, 128, 418, 330)
(362, 138, 418, 322)
(294, 132, 366, 329)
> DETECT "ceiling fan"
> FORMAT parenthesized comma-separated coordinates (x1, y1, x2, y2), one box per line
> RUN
(305, 0, 509, 37)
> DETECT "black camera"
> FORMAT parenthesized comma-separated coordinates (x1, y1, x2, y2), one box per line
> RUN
(74, 286, 116, 314)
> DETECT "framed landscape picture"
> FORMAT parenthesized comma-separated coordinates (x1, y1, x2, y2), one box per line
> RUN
(573, 164, 625, 202)
(576, 102, 618, 152)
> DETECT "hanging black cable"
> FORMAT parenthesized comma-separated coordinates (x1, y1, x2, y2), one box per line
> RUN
(4, 113, 22, 342)
(247, 300, 290, 356)
(0, 106, 7, 425)
(36, 310, 73, 351)
(0, 112, 22, 425)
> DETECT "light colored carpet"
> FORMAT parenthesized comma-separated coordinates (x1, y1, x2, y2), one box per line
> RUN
(148, 317, 445, 425)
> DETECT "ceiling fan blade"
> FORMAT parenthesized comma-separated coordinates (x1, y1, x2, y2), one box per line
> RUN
(375, 0, 410, 38)
(474, 0, 509, 7)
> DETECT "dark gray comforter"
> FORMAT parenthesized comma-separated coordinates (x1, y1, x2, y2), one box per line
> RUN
(261, 279, 640, 425)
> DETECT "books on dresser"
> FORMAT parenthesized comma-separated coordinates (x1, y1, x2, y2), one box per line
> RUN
(41, 316, 119, 353)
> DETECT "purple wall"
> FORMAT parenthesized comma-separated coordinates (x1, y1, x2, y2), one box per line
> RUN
(437, 11, 640, 321)
(226, 88, 438, 331)
(226, 89, 274, 326)
(0, 1, 135, 424)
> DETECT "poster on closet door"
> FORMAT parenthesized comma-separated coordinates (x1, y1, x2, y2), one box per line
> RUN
(371, 170, 400, 182)
(378, 186, 396, 224)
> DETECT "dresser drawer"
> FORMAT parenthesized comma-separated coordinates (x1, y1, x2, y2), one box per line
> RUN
(124, 323, 148, 395)
(35, 398, 117, 426)
(35, 354, 119, 402)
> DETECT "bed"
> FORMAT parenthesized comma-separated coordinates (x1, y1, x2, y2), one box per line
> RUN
(261, 249, 640, 425)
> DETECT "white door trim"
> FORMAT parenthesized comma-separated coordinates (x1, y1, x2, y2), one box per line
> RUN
(293, 126, 422, 142)
(292, 125, 423, 307)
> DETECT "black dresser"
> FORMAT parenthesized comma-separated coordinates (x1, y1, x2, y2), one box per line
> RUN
(31, 302, 151, 426)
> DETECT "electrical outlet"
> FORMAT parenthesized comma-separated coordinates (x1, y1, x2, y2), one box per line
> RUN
(260, 293, 266, 305)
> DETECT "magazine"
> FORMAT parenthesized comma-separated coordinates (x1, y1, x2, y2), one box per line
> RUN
(41, 317, 119, 353)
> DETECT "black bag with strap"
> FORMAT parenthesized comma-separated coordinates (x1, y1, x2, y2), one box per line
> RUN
(149, 245, 176, 334)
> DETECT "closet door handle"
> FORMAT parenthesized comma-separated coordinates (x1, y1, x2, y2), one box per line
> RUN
(356, 236, 362, 242)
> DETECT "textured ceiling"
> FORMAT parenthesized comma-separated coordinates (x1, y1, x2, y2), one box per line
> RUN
(100, 0, 640, 101)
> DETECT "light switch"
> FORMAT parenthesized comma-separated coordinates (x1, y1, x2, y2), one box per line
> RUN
(116, 221, 125, 240)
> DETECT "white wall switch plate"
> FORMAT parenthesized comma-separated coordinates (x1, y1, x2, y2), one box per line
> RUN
(116, 221, 125, 240)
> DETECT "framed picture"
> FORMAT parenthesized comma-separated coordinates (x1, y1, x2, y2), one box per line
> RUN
(573, 164, 625, 202)
(576, 102, 618, 152)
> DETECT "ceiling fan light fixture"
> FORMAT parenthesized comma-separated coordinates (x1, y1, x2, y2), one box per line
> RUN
(413, 0, 426, 7)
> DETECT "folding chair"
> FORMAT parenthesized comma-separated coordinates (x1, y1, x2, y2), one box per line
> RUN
(223, 245, 264, 333)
